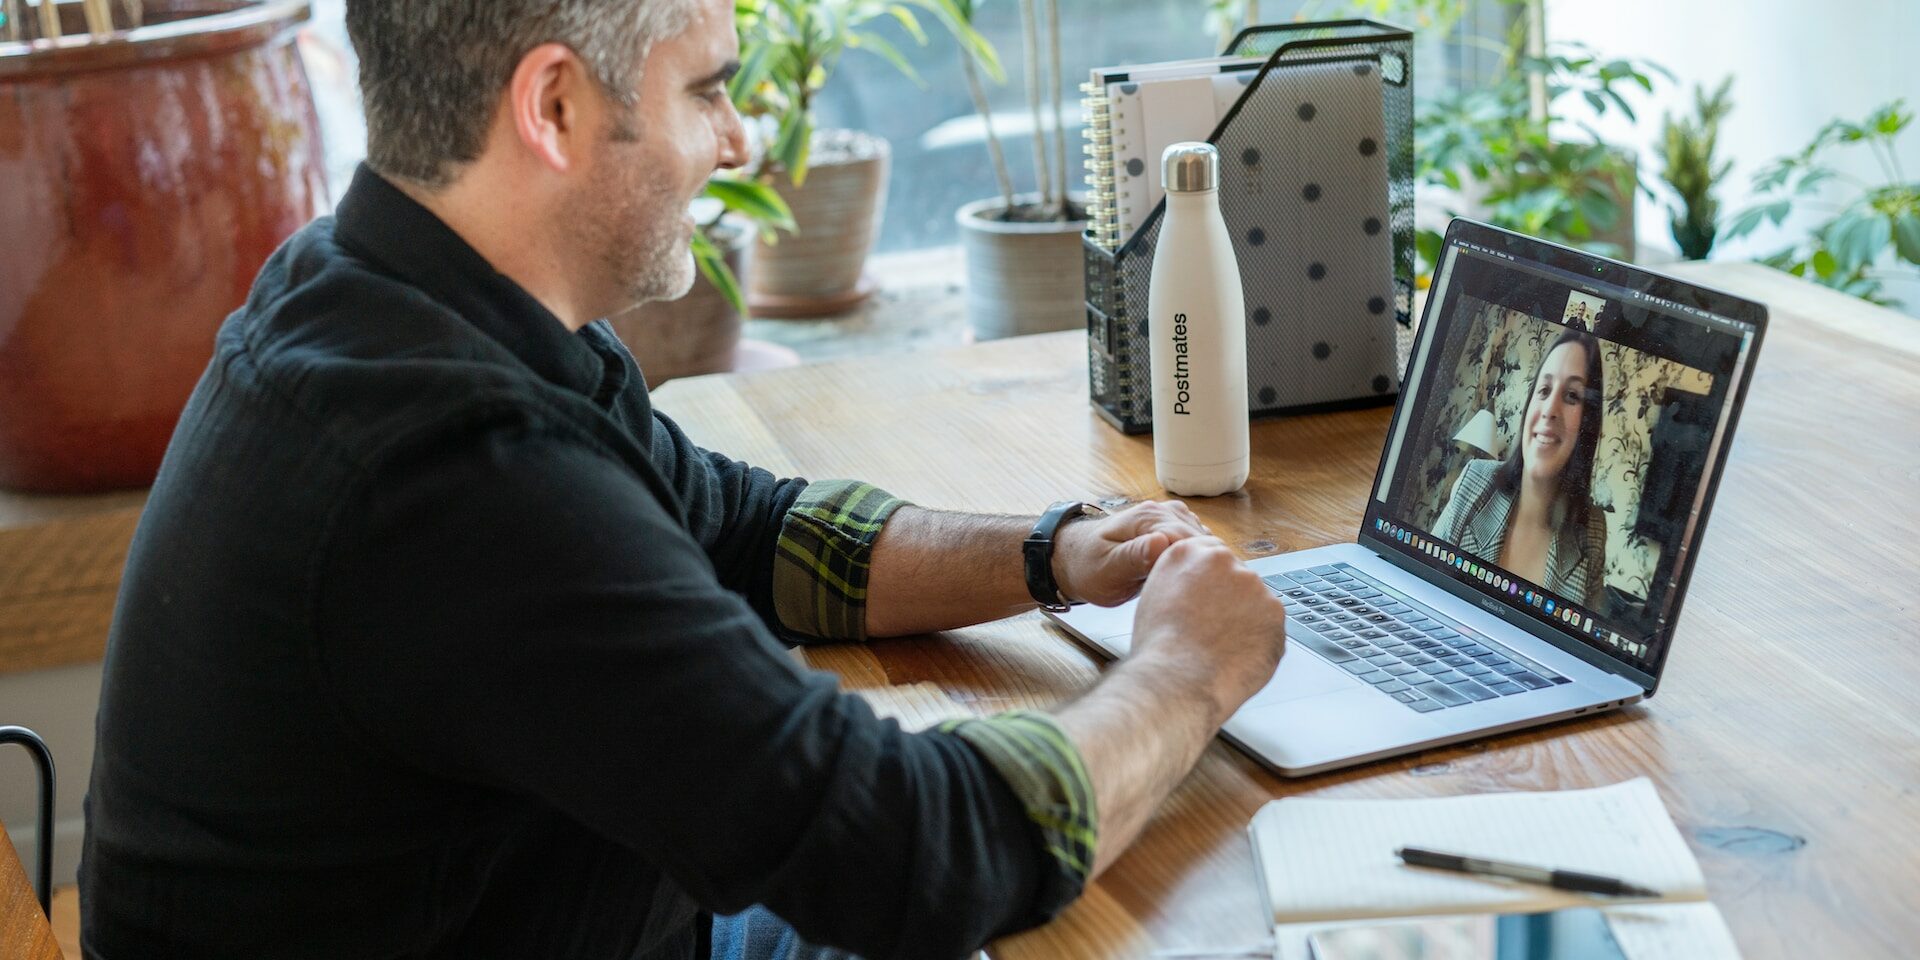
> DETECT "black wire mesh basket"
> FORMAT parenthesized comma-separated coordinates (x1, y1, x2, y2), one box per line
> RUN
(1084, 19, 1415, 434)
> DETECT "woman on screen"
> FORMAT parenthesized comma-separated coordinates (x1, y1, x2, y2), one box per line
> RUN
(1435, 330, 1609, 608)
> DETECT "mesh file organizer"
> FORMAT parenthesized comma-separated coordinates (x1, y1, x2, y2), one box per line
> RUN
(1083, 20, 1415, 434)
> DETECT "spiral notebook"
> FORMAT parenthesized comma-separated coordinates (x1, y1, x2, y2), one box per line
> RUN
(1080, 56, 1265, 249)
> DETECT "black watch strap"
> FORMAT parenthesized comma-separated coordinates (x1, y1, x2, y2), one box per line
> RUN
(1025, 501, 1102, 612)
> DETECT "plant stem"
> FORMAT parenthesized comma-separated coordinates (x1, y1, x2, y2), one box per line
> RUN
(1018, 0, 1052, 208)
(1047, 0, 1068, 218)
(1524, 0, 1546, 124)
(1867, 137, 1899, 187)
(961, 48, 1017, 213)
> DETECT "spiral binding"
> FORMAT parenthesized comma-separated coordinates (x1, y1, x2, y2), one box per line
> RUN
(1079, 81, 1123, 250)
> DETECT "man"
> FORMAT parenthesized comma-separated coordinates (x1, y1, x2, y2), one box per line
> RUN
(79, 1, 1288, 957)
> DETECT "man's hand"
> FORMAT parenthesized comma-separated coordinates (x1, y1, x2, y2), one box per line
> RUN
(1049, 534, 1287, 878)
(1127, 536, 1289, 725)
(1052, 500, 1211, 607)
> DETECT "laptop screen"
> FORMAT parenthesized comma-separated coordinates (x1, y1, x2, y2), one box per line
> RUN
(1364, 223, 1761, 679)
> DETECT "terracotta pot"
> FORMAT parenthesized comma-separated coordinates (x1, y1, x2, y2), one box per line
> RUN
(748, 128, 888, 318)
(606, 219, 752, 390)
(956, 194, 1090, 341)
(0, 0, 327, 492)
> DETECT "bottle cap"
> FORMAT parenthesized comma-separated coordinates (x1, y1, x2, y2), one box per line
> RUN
(1162, 142, 1218, 193)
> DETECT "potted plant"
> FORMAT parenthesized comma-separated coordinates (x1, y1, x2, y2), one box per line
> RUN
(605, 175, 796, 388)
(1722, 99, 1920, 306)
(1655, 77, 1733, 261)
(732, 0, 987, 317)
(0, 0, 327, 492)
(950, 0, 1091, 341)
(1414, 25, 1668, 271)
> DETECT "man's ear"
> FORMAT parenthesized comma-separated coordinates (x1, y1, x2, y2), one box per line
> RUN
(505, 42, 592, 173)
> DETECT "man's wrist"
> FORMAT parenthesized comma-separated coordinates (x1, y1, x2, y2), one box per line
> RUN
(1049, 516, 1092, 604)
(1112, 643, 1236, 730)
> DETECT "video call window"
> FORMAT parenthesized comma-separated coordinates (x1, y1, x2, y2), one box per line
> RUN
(1376, 245, 1751, 671)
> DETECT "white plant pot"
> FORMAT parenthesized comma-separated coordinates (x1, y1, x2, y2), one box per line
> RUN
(956, 194, 1090, 341)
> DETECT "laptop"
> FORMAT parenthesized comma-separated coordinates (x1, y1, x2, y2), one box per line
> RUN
(1049, 219, 1767, 776)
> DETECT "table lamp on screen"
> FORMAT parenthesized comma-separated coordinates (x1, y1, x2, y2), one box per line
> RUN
(1454, 408, 1500, 460)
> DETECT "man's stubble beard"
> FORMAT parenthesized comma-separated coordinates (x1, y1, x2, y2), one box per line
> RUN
(573, 125, 697, 318)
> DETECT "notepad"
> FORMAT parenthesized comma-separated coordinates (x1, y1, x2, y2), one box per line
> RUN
(1081, 57, 1264, 249)
(1251, 779, 1742, 960)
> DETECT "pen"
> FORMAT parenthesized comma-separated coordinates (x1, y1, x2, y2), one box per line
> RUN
(1395, 846, 1661, 898)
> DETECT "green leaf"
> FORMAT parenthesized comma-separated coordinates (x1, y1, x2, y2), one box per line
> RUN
(1827, 213, 1891, 273)
(1582, 90, 1605, 114)
(1895, 212, 1920, 265)
(1872, 99, 1911, 135)
(1811, 248, 1839, 279)
(691, 231, 747, 315)
(848, 30, 924, 85)
(1416, 228, 1445, 273)
(1723, 205, 1769, 239)
(730, 40, 775, 109)
(771, 107, 812, 184)
(1578, 188, 1620, 232)
(1752, 161, 1793, 192)
(883, 4, 927, 43)
(1794, 168, 1835, 194)
(1603, 86, 1637, 123)
(703, 178, 797, 233)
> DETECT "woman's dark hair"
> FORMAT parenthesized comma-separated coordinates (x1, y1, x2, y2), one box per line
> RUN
(1491, 329, 1605, 532)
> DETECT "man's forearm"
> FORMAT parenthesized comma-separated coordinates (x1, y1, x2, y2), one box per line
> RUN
(1050, 653, 1225, 878)
(864, 505, 1036, 637)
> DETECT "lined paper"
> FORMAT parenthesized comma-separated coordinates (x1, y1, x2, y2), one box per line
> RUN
(1603, 902, 1742, 960)
(1251, 779, 1708, 923)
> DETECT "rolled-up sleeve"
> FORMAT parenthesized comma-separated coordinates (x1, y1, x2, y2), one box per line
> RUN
(772, 480, 907, 642)
(644, 413, 907, 644)
(942, 711, 1097, 907)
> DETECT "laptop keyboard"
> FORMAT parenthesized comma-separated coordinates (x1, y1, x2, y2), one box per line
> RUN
(1266, 563, 1569, 713)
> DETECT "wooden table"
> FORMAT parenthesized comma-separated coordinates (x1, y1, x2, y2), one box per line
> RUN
(652, 261, 1920, 960)
(1, 820, 62, 960)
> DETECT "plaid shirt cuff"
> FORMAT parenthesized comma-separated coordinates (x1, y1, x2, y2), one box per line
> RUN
(772, 480, 907, 643)
(941, 711, 1098, 909)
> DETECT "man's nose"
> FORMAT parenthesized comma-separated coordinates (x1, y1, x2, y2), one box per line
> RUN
(717, 103, 749, 171)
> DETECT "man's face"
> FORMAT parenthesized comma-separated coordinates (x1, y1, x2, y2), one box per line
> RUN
(567, 0, 747, 313)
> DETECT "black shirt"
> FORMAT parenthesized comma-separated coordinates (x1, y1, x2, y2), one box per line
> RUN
(80, 167, 1067, 960)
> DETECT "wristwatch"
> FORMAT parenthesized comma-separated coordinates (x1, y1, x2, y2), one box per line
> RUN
(1024, 501, 1105, 612)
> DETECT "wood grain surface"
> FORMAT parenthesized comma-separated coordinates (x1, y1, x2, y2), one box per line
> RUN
(653, 263, 1920, 960)
(0, 820, 63, 960)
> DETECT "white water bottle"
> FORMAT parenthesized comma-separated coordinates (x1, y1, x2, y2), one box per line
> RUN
(1147, 142, 1248, 497)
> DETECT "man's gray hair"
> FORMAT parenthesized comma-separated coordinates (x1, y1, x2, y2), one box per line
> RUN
(347, 0, 703, 188)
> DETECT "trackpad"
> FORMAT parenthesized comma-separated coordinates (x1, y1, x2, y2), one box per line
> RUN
(1244, 650, 1354, 706)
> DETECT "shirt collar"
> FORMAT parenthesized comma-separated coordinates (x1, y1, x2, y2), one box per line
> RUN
(333, 164, 617, 401)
